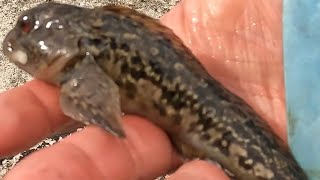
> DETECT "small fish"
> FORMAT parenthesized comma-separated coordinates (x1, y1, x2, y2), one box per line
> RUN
(2, 2, 307, 179)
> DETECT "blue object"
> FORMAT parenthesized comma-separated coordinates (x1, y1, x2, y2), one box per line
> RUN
(283, 0, 320, 179)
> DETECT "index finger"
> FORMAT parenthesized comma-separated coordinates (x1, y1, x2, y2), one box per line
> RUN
(0, 80, 70, 157)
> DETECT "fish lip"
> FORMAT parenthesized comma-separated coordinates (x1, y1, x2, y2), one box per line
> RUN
(2, 30, 33, 70)
(3, 29, 21, 58)
(3, 28, 80, 82)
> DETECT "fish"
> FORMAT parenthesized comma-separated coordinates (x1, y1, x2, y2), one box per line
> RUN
(2, 2, 307, 179)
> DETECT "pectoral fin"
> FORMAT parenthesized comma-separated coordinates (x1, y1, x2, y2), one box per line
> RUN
(59, 55, 125, 137)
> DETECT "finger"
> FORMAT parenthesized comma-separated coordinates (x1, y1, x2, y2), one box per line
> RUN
(160, 0, 286, 141)
(0, 80, 70, 157)
(168, 160, 229, 180)
(4, 116, 181, 180)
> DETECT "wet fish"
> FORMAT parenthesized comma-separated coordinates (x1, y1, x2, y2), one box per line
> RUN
(2, 2, 307, 179)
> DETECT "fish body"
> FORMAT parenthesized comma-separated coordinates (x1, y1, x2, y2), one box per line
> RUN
(3, 2, 307, 179)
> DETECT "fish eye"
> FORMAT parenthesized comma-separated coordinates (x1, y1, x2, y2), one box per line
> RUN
(19, 15, 35, 33)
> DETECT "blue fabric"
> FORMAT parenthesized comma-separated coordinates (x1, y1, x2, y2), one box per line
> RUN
(283, 0, 320, 179)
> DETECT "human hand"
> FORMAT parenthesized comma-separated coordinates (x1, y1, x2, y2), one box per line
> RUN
(0, 0, 282, 179)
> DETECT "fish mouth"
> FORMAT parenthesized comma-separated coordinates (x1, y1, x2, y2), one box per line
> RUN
(2, 30, 41, 77)
(3, 29, 80, 84)
(3, 30, 30, 67)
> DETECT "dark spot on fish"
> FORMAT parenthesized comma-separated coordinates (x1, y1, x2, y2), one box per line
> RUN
(239, 156, 253, 170)
(120, 43, 130, 51)
(171, 99, 187, 110)
(121, 63, 130, 73)
(245, 118, 279, 149)
(124, 82, 136, 99)
(212, 133, 231, 156)
(172, 114, 182, 123)
(162, 90, 175, 100)
(131, 69, 146, 80)
(232, 105, 248, 119)
(201, 117, 216, 130)
(131, 55, 141, 65)
(114, 79, 123, 86)
(200, 133, 211, 141)
(149, 60, 162, 74)
(153, 101, 166, 116)
(110, 38, 117, 49)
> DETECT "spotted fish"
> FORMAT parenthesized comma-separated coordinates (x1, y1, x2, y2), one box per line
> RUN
(2, 2, 307, 179)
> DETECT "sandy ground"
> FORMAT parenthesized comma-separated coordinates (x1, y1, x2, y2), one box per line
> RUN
(0, 0, 180, 178)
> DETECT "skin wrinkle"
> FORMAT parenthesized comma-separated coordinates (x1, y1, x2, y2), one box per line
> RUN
(67, 128, 136, 180)
(14, 140, 104, 180)
(181, 3, 192, 46)
(58, 140, 105, 179)
(21, 86, 56, 134)
(0, 85, 53, 156)
(239, 2, 285, 137)
(0, 80, 72, 157)
(121, 124, 176, 180)
(125, 134, 169, 180)
(167, 3, 233, 81)
(55, 128, 131, 180)
(212, 76, 283, 100)
(120, 118, 178, 179)
(21, 81, 69, 133)
(122, 128, 147, 180)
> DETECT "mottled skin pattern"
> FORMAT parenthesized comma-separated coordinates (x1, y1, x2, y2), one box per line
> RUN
(2, 2, 307, 180)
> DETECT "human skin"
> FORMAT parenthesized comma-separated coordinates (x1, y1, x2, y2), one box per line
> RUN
(0, 0, 282, 179)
